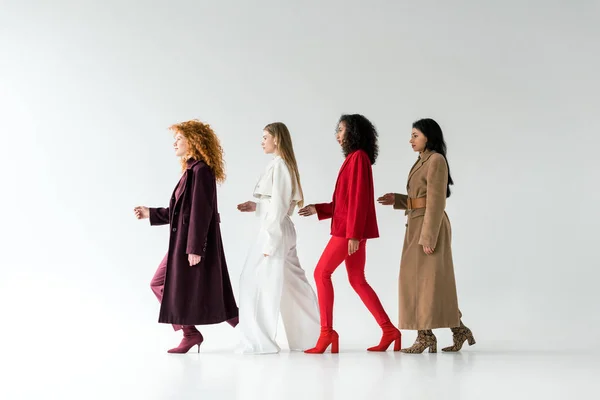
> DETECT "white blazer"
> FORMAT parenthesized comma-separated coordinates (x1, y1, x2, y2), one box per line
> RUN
(252, 156, 302, 255)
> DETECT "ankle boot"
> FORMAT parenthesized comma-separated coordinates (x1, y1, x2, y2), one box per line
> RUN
(367, 321, 402, 352)
(304, 328, 339, 354)
(167, 326, 204, 354)
(400, 330, 437, 354)
(442, 320, 475, 352)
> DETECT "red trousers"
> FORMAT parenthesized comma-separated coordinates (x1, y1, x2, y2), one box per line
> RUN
(314, 236, 391, 329)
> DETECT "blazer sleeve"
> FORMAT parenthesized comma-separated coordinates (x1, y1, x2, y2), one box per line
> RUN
(186, 165, 215, 256)
(149, 207, 170, 225)
(315, 202, 333, 220)
(393, 194, 408, 210)
(261, 160, 293, 256)
(346, 151, 371, 240)
(254, 198, 269, 219)
(419, 154, 448, 248)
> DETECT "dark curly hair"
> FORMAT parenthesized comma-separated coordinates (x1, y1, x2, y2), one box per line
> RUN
(338, 114, 379, 164)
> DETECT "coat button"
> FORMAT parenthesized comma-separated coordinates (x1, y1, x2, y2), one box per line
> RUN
(172, 227, 177, 232)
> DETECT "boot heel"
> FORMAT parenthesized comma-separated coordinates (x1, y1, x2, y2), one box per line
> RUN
(467, 335, 476, 346)
(393, 337, 401, 352)
(331, 336, 339, 353)
(429, 343, 437, 353)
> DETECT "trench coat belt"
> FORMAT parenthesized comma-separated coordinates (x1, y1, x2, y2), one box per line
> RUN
(407, 196, 427, 210)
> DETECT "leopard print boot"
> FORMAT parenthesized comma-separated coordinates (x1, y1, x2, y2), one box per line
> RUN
(400, 330, 437, 354)
(442, 321, 476, 352)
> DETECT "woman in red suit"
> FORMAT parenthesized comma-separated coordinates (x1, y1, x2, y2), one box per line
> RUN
(298, 114, 401, 353)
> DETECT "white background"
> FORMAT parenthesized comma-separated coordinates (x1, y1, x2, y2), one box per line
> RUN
(1, 0, 599, 371)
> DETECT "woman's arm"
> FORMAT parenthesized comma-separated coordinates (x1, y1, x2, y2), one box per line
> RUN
(345, 151, 372, 240)
(149, 207, 170, 225)
(186, 165, 215, 258)
(261, 160, 293, 256)
(254, 198, 269, 219)
(418, 155, 448, 248)
(314, 202, 334, 220)
(393, 194, 408, 210)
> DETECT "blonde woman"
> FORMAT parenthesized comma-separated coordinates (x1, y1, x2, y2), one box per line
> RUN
(236, 122, 320, 354)
(134, 119, 239, 354)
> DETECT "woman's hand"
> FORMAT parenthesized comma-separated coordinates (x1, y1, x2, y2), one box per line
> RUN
(134, 206, 149, 219)
(298, 204, 316, 216)
(348, 239, 359, 255)
(237, 201, 257, 212)
(423, 246, 434, 255)
(377, 193, 395, 206)
(188, 254, 202, 266)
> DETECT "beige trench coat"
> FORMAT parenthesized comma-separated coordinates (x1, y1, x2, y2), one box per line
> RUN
(393, 149, 460, 330)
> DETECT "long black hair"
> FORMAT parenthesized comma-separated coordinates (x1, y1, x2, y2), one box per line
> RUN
(338, 114, 379, 164)
(413, 118, 454, 198)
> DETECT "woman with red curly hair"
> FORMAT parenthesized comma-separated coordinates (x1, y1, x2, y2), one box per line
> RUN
(134, 119, 239, 353)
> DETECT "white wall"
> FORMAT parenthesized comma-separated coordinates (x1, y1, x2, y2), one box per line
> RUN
(1, 0, 599, 354)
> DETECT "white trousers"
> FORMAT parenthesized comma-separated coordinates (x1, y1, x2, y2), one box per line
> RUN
(238, 216, 320, 354)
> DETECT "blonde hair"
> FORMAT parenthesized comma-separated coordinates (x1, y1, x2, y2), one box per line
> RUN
(263, 122, 304, 208)
(169, 119, 226, 183)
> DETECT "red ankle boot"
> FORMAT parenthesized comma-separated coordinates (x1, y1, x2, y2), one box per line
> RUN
(168, 326, 204, 354)
(304, 328, 339, 354)
(367, 322, 401, 352)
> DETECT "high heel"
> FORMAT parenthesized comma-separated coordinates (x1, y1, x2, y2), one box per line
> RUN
(167, 326, 204, 354)
(304, 329, 339, 354)
(442, 321, 476, 352)
(400, 330, 437, 354)
(367, 323, 402, 352)
(429, 342, 437, 353)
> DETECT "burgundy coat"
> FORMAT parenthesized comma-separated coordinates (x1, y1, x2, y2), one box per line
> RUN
(314, 149, 379, 240)
(149, 158, 238, 326)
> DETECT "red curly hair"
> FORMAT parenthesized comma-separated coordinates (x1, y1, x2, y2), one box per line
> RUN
(169, 119, 226, 183)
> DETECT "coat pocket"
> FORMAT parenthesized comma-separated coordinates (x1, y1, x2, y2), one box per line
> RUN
(182, 213, 190, 225)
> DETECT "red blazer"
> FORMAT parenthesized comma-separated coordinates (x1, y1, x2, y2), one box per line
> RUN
(315, 149, 379, 240)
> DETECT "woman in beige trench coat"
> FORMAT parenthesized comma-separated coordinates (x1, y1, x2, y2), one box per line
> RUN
(378, 118, 475, 353)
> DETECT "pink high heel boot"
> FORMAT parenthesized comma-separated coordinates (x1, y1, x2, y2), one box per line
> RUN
(168, 326, 204, 354)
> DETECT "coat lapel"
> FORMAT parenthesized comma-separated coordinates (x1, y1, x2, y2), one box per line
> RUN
(174, 173, 189, 206)
(407, 150, 435, 187)
(253, 157, 278, 196)
(332, 153, 353, 198)
(173, 158, 201, 211)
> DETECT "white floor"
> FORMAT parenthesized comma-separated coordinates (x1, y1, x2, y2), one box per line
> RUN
(4, 341, 599, 400)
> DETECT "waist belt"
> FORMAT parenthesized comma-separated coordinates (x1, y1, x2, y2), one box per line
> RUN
(407, 196, 427, 210)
